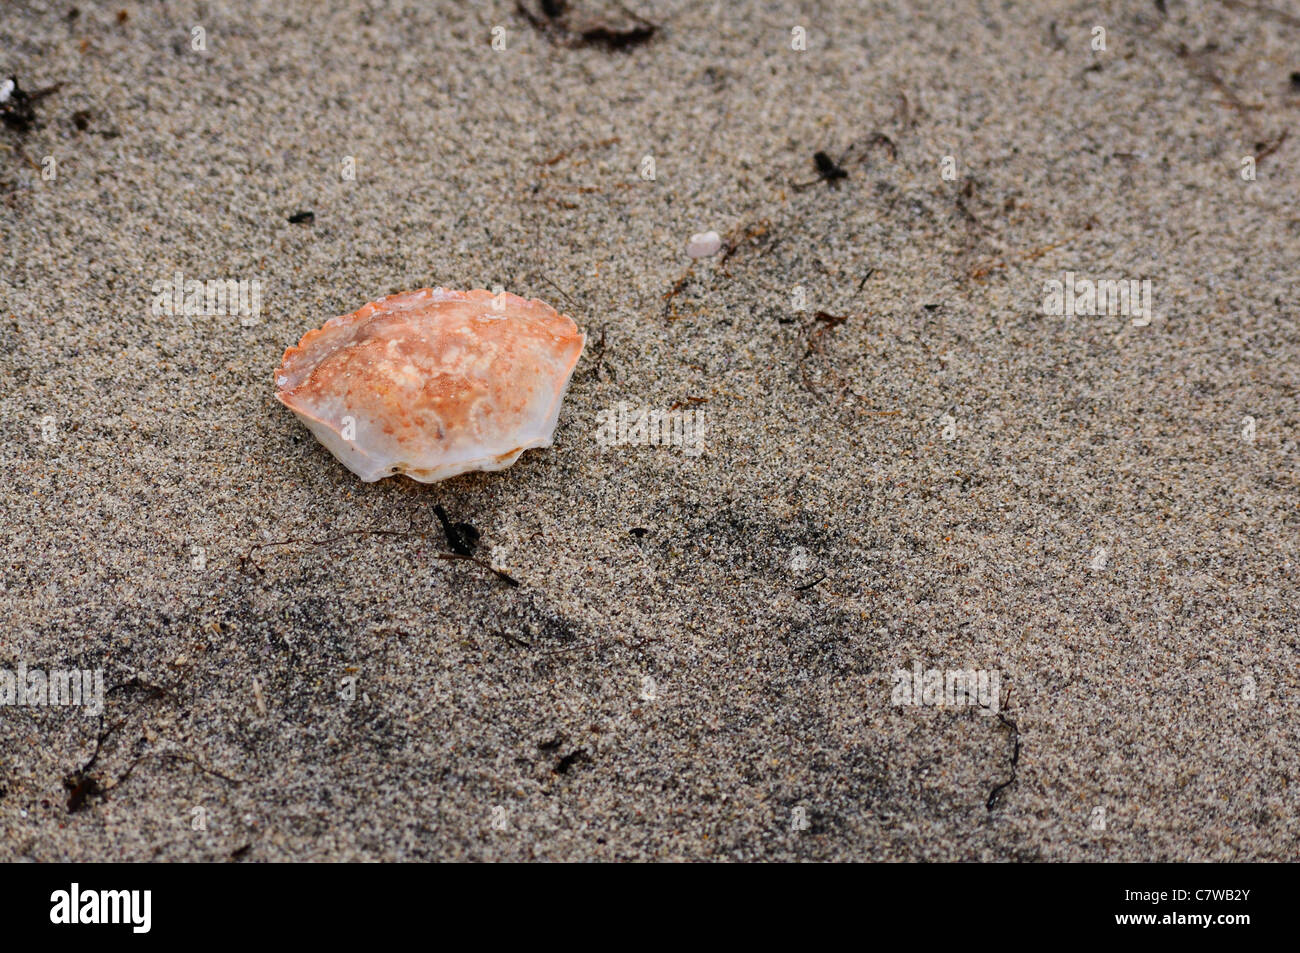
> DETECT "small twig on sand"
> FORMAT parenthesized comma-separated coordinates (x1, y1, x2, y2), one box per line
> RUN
(238, 527, 519, 586)
(435, 552, 520, 587)
(986, 687, 1021, 810)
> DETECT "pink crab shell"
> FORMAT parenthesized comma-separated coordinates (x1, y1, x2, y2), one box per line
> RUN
(275, 288, 585, 482)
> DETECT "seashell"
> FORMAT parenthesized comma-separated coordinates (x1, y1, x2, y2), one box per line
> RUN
(686, 230, 721, 258)
(275, 288, 585, 483)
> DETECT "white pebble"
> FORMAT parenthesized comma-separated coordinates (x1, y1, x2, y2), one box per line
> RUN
(0, 79, 13, 104)
(687, 230, 722, 258)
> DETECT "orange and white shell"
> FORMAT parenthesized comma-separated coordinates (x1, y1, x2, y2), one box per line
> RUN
(275, 288, 585, 482)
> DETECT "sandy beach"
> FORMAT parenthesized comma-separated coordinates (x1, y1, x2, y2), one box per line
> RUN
(1, 0, 1296, 861)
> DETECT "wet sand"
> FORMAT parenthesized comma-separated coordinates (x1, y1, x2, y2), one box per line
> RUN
(0, 1, 1296, 860)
